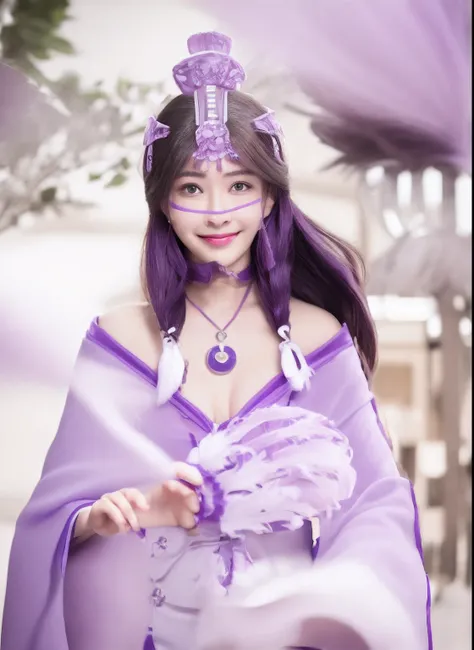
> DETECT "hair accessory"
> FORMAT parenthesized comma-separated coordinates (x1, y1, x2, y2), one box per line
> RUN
(172, 32, 246, 170)
(156, 327, 186, 405)
(278, 325, 314, 392)
(252, 109, 283, 162)
(143, 117, 170, 173)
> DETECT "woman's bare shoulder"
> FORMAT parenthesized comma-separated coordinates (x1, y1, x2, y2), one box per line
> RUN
(98, 302, 162, 369)
(289, 299, 342, 355)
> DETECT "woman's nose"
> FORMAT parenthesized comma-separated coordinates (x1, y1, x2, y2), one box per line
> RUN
(205, 211, 231, 228)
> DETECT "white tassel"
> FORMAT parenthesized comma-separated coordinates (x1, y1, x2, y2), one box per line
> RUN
(278, 325, 314, 392)
(156, 327, 186, 405)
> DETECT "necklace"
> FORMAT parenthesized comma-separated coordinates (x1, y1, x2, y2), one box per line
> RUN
(185, 283, 253, 374)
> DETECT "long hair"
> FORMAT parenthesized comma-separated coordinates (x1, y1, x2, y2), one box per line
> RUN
(142, 92, 378, 376)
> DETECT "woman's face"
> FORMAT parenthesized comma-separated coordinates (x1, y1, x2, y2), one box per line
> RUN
(167, 157, 273, 271)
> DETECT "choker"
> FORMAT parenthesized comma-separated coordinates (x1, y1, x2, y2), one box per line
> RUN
(186, 261, 252, 284)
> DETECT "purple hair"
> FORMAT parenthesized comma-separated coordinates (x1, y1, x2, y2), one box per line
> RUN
(142, 92, 377, 375)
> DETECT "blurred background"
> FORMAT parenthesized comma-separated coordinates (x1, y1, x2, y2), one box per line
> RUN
(0, 1, 471, 647)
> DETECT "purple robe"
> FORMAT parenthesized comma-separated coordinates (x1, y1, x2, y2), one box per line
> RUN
(1, 320, 432, 649)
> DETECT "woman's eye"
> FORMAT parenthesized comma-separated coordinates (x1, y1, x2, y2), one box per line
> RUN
(182, 184, 201, 195)
(232, 182, 250, 192)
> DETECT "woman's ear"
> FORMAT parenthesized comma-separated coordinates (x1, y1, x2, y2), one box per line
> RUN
(161, 201, 171, 223)
(264, 195, 275, 218)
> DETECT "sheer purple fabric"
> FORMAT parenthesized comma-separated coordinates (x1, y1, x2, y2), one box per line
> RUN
(198, 0, 471, 172)
(196, 346, 433, 649)
(1, 322, 431, 650)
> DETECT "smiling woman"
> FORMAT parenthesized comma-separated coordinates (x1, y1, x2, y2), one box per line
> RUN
(1, 31, 432, 650)
(168, 162, 268, 269)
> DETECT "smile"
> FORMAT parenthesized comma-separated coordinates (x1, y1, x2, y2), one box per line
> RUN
(199, 232, 240, 247)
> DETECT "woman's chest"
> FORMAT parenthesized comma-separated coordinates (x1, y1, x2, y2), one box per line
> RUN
(177, 311, 284, 425)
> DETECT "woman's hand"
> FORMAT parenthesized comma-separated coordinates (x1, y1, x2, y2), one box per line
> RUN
(87, 487, 150, 536)
(75, 462, 203, 542)
(141, 462, 203, 530)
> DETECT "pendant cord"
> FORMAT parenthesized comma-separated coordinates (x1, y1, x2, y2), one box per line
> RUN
(185, 283, 253, 334)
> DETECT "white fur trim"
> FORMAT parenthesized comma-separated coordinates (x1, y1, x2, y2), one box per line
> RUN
(278, 325, 314, 392)
(156, 328, 185, 405)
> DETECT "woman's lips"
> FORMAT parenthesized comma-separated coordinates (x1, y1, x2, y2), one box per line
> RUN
(199, 233, 239, 247)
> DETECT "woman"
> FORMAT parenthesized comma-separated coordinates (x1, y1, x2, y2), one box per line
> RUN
(1, 32, 431, 650)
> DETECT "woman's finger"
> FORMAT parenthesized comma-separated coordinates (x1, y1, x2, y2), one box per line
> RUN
(106, 491, 140, 532)
(179, 508, 199, 531)
(121, 488, 150, 512)
(97, 498, 129, 534)
(163, 479, 194, 498)
(185, 491, 201, 514)
(165, 481, 201, 512)
(173, 462, 203, 486)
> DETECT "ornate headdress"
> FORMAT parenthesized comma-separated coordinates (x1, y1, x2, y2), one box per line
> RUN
(142, 31, 283, 173)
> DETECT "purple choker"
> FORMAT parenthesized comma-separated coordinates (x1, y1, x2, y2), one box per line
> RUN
(187, 261, 252, 284)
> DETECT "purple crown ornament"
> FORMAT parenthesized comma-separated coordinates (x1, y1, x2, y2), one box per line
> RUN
(143, 116, 170, 173)
(252, 109, 284, 162)
(172, 32, 246, 170)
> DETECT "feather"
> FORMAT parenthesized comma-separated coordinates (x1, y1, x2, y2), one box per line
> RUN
(195, 0, 471, 174)
(278, 326, 314, 392)
(309, 113, 463, 172)
(156, 328, 186, 405)
(188, 405, 356, 537)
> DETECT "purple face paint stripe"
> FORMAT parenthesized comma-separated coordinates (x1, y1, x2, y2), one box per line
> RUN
(409, 481, 434, 650)
(169, 197, 261, 215)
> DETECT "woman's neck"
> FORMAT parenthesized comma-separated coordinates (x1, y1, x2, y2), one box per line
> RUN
(186, 275, 254, 308)
(185, 254, 254, 306)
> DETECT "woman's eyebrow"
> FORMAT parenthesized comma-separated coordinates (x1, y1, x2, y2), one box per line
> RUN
(175, 170, 206, 179)
(223, 169, 256, 177)
(175, 169, 256, 179)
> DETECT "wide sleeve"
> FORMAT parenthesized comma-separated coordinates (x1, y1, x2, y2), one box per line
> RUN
(0, 336, 172, 650)
(305, 345, 432, 650)
(195, 343, 432, 650)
